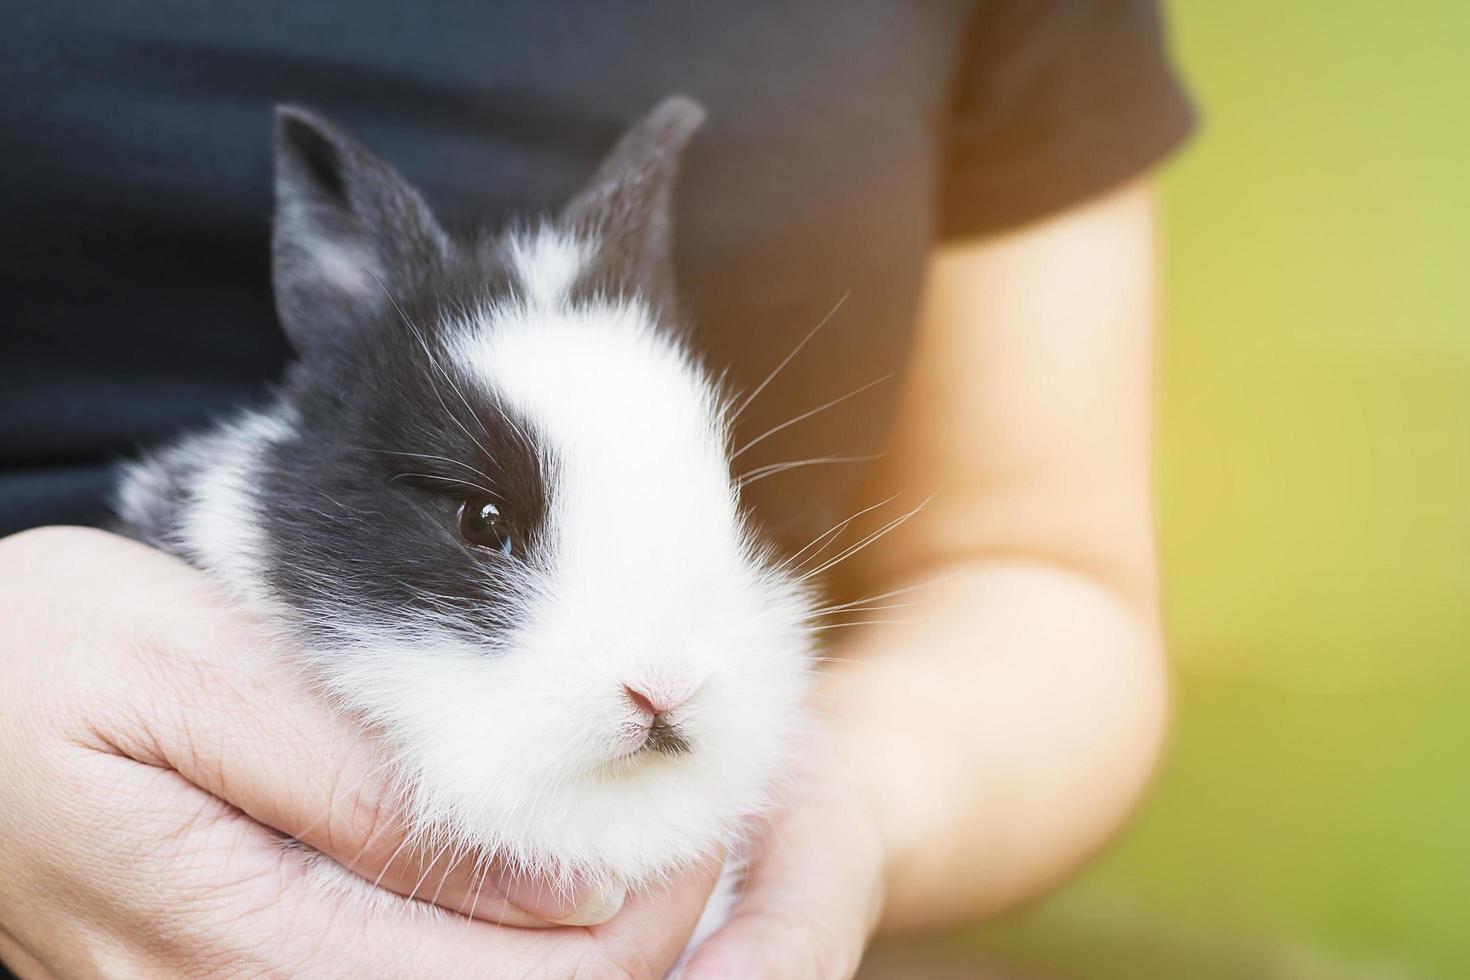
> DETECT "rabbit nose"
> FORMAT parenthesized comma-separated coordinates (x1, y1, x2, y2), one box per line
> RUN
(622, 683, 695, 757)
(622, 683, 688, 719)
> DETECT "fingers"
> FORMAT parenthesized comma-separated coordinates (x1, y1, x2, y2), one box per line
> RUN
(0, 529, 737, 978)
(45, 750, 594, 978)
(164, 644, 621, 928)
(150, 669, 605, 931)
(590, 854, 725, 979)
(302, 855, 724, 980)
(681, 796, 885, 980)
(1, 527, 615, 928)
(267, 848, 724, 980)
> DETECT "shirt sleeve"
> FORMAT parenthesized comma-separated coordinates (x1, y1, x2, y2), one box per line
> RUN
(937, 0, 1197, 237)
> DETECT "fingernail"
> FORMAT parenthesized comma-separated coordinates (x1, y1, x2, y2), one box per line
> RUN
(549, 881, 626, 926)
(493, 870, 626, 926)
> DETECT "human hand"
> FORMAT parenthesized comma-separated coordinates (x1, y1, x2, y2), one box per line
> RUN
(0, 526, 718, 978)
(680, 737, 888, 980)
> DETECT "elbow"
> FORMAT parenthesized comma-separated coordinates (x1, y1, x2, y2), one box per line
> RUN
(1069, 596, 1172, 879)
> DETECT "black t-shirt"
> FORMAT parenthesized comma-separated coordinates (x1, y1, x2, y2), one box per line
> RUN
(0, 0, 1194, 547)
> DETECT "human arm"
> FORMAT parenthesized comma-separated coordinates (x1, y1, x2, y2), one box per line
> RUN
(685, 179, 1169, 974)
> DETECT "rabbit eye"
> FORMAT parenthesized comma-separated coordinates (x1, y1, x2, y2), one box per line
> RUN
(457, 498, 515, 556)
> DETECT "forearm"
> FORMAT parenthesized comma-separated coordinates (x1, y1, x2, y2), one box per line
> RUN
(822, 556, 1166, 932)
(761, 181, 1170, 937)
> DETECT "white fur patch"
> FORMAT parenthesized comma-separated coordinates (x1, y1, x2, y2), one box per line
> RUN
(506, 230, 589, 308)
(116, 403, 299, 607)
(183, 408, 297, 603)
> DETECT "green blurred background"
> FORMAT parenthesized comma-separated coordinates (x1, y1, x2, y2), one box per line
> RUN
(865, 3, 1470, 977)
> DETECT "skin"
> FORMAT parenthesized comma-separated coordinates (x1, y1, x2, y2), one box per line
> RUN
(687, 180, 1167, 976)
(0, 179, 1165, 978)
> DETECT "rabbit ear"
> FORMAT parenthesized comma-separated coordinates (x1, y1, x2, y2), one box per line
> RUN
(271, 106, 448, 355)
(560, 96, 705, 315)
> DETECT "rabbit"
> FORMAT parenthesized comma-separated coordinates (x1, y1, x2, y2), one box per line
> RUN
(112, 96, 817, 964)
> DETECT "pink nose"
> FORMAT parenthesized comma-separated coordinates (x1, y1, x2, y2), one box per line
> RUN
(623, 684, 688, 718)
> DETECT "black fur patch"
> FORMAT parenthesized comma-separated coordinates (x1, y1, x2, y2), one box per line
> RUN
(258, 240, 553, 644)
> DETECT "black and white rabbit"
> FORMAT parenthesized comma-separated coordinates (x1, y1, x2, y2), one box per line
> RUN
(113, 97, 816, 951)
